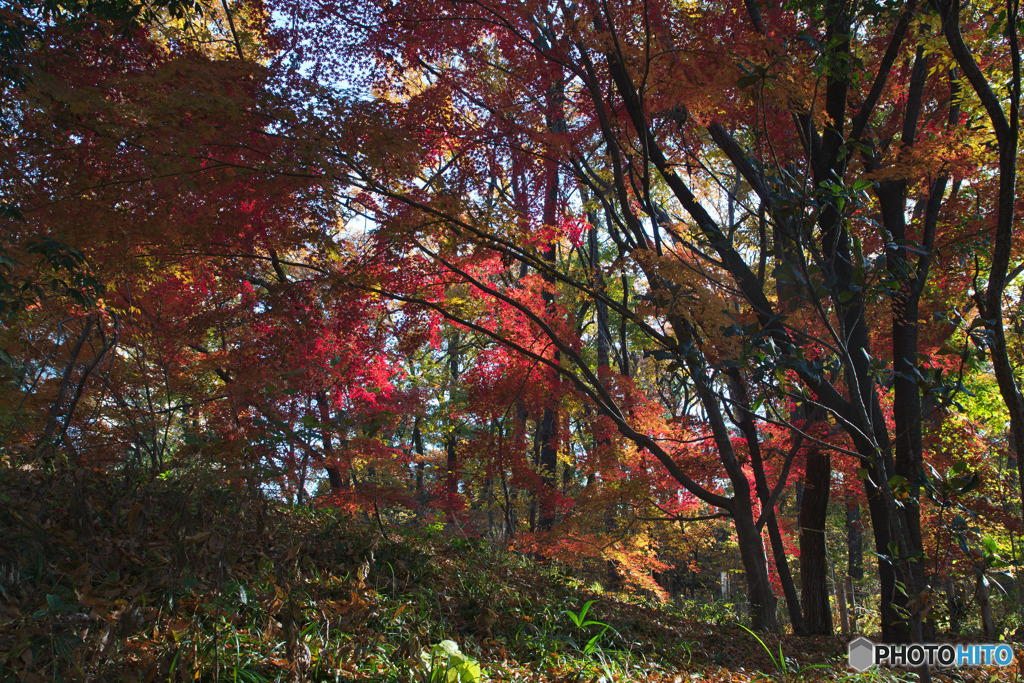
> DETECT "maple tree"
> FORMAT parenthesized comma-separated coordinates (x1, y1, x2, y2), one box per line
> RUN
(262, 0, 1024, 642)
(0, 0, 411, 480)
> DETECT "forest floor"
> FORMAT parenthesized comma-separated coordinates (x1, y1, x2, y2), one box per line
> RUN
(0, 465, 1018, 682)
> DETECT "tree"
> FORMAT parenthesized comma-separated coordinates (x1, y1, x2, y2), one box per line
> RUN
(0, 0, 422, 494)
(932, 0, 1023, 520)
(267, 0, 1017, 643)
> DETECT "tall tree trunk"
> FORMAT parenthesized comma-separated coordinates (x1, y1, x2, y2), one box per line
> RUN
(585, 202, 620, 584)
(733, 500, 779, 632)
(681, 339, 777, 631)
(585, 213, 613, 375)
(412, 416, 426, 506)
(935, 0, 1022, 523)
(536, 405, 558, 530)
(536, 75, 564, 531)
(799, 449, 833, 634)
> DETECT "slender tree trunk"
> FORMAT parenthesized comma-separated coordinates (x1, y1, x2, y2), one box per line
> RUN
(727, 370, 806, 635)
(733, 501, 779, 632)
(445, 333, 461, 520)
(837, 576, 851, 635)
(935, 0, 1022, 523)
(976, 572, 997, 639)
(412, 416, 426, 507)
(531, 90, 564, 531)
(316, 392, 346, 492)
(584, 204, 620, 584)
(681, 340, 777, 631)
(846, 501, 862, 632)
(846, 501, 863, 581)
(39, 315, 94, 456)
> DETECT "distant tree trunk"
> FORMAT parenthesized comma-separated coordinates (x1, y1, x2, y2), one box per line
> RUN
(39, 315, 95, 458)
(946, 578, 965, 635)
(585, 208, 613, 375)
(412, 416, 426, 506)
(618, 274, 630, 377)
(846, 501, 863, 580)
(445, 428, 458, 515)
(976, 573, 997, 639)
(514, 395, 534, 535)
(445, 333, 461, 520)
(481, 472, 494, 536)
(846, 501, 862, 632)
(316, 391, 346, 492)
(296, 447, 310, 505)
(500, 466, 516, 540)
(536, 403, 558, 530)
(584, 203, 620, 586)
(536, 131, 562, 531)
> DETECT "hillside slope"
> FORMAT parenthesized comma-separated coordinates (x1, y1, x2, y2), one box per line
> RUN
(0, 466, 1014, 682)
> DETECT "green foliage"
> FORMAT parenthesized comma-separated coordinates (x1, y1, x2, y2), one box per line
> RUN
(562, 600, 613, 655)
(672, 598, 743, 626)
(0, 232, 106, 321)
(417, 640, 484, 683)
(737, 625, 829, 681)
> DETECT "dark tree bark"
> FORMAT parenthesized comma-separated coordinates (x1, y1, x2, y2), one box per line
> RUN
(412, 416, 426, 504)
(316, 392, 346, 492)
(728, 370, 807, 635)
(536, 69, 565, 532)
(799, 449, 833, 634)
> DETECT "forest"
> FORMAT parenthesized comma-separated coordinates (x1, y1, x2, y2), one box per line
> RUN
(1, 0, 1023, 679)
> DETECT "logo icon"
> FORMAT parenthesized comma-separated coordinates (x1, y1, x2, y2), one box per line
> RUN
(848, 637, 875, 672)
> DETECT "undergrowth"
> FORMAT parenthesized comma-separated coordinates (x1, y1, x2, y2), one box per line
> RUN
(0, 464, 1015, 682)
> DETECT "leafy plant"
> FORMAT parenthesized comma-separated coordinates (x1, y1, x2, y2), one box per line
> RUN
(563, 600, 613, 655)
(417, 640, 484, 683)
(738, 624, 829, 681)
